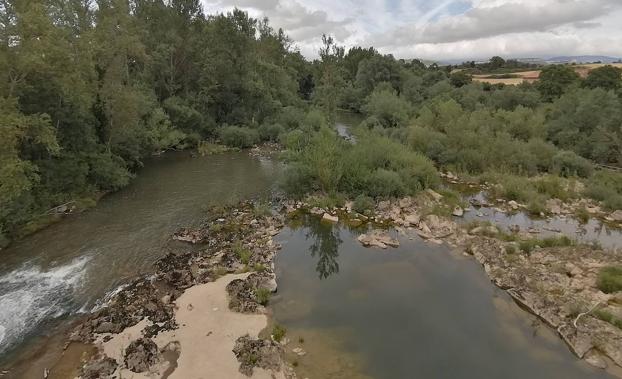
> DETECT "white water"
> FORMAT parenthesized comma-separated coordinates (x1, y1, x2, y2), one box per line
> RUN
(0, 256, 91, 354)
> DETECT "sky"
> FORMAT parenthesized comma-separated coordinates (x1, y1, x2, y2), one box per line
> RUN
(201, 0, 622, 61)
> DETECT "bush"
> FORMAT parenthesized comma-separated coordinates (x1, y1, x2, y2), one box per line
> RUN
(218, 125, 259, 148)
(366, 169, 406, 198)
(258, 123, 285, 142)
(585, 171, 622, 210)
(352, 194, 374, 214)
(280, 163, 314, 197)
(597, 266, 622, 293)
(271, 324, 287, 342)
(255, 287, 271, 305)
(519, 235, 573, 254)
(552, 151, 593, 178)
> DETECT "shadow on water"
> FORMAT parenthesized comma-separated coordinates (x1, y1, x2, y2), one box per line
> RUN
(273, 215, 615, 379)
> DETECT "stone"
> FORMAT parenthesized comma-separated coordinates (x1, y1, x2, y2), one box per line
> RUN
(404, 213, 420, 227)
(161, 295, 171, 305)
(425, 189, 443, 202)
(124, 338, 159, 373)
(357, 231, 400, 249)
(610, 210, 622, 222)
(292, 347, 307, 356)
(469, 225, 499, 236)
(585, 350, 608, 369)
(452, 206, 464, 217)
(546, 199, 563, 215)
(508, 200, 519, 210)
(321, 213, 339, 223)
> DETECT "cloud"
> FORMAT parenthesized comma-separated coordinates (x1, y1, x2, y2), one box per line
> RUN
(201, 0, 622, 61)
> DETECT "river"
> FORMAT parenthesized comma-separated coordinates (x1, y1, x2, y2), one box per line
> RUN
(0, 151, 279, 376)
(0, 115, 618, 378)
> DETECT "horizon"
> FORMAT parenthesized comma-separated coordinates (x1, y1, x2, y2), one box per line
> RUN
(202, 0, 622, 61)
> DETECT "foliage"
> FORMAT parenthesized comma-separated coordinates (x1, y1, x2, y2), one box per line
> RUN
(596, 266, 622, 294)
(584, 171, 622, 210)
(537, 65, 580, 101)
(255, 287, 271, 305)
(218, 126, 260, 148)
(352, 195, 375, 214)
(584, 65, 622, 91)
(518, 236, 574, 254)
(449, 71, 472, 87)
(271, 324, 287, 342)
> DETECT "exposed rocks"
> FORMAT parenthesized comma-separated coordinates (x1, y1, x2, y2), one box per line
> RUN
(69, 202, 289, 378)
(321, 213, 339, 223)
(611, 210, 622, 222)
(80, 355, 118, 379)
(357, 230, 399, 249)
(452, 206, 464, 217)
(426, 189, 444, 202)
(124, 337, 159, 372)
(233, 335, 285, 377)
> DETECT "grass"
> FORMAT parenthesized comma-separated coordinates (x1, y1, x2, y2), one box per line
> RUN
(596, 266, 622, 293)
(593, 309, 622, 330)
(518, 235, 574, 254)
(272, 324, 287, 342)
(233, 242, 252, 264)
(197, 141, 231, 156)
(253, 263, 267, 272)
(574, 207, 591, 224)
(252, 201, 272, 218)
(255, 287, 271, 305)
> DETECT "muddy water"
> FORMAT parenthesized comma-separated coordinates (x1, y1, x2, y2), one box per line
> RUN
(272, 216, 614, 379)
(0, 152, 278, 371)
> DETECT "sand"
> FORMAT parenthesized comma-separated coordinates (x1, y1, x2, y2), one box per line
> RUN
(97, 273, 286, 379)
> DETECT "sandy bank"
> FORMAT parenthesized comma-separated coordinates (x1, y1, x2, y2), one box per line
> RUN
(97, 273, 287, 379)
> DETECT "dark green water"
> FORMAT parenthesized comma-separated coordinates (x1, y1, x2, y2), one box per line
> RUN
(272, 216, 614, 379)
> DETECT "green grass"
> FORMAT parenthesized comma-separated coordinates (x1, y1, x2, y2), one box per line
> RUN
(574, 207, 590, 224)
(253, 263, 267, 272)
(233, 242, 252, 264)
(593, 309, 622, 330)
(597, 266, 622, 293)
(272, 324, 287, 342)
(518, 235, 574, 254)
(255, 287, 271, 305)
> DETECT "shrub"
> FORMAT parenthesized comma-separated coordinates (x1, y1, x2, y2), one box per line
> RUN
(366, 169, 406, 198)
(272, 324, 287, 342)
(519, 235, 573, 254)
(233, 242, 252, 264)
(585, 171, 622, 210)
(255, 287, 271, 305)
(597, 266, 622, 293)
(552, 151, 593, 178)
(258, 123, 285, 142)
(593, 309, 622, 330)
(352, 194, 374, 214)
(218, 125, 259, 148)
(280, 163, 314, 197)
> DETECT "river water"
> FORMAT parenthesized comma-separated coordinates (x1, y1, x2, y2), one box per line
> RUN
(0, 115, 618, 378)
(0, 152, 278, 373)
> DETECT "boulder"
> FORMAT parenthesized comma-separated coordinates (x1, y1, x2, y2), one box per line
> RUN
(610, 210, 622, 222)
(124, 338, 159, 373)
(452, 206, 464, 217)
(426, 189, 443, 202)
(357, 231, 400, 249)
(321, 213, 339, 223)
(546, 199, 563, 215)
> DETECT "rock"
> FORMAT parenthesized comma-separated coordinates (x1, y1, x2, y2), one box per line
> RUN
(452, 206, 464, 217)
(161, 295, 171, 305)
(321, 213, 339, 223)
(585, 350, 608, 369)
(508, 200, 519, 210)
(233, 335, 284, 376)
(509, 225, 520, 233)
(404, 213, 420, 227)
(610, 210, 622, 222)
(81, 356, 118, 379)
(357, 230, 400, 249)
(292, 347, 307, 356)
(546, 199, 563, 215)
(124, 338, 159, 373)
(425, 189, 443, 202)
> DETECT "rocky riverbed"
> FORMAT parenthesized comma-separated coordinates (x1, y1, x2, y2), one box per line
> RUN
(67, 202, 295, 378)
(284, 190, 622, 375)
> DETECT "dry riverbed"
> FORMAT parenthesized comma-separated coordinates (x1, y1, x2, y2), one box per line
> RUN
(64, 202, 295, 379)
(285, 188, 622, 375)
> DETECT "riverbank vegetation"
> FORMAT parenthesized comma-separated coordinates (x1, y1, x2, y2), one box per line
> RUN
(2, 3, 622, 246)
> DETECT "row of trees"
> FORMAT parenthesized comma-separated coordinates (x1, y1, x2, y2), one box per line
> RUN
(0, 1, 312, 244)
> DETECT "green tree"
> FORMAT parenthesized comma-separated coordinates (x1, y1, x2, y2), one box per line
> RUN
(584, 65, 622, 91)
(537, 65, 580, 101)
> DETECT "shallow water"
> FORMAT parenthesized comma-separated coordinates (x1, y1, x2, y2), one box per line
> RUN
(273, 216, 614, 379)
(0, 151, 278, 366)
(462, 192, 622, 251)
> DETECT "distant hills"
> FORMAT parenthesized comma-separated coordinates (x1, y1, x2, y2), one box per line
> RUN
(435, 55, 621, 66)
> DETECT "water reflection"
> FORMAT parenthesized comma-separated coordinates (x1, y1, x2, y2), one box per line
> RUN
(299, 216, 343, 279)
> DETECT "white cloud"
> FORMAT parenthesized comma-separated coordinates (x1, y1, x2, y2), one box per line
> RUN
(201, 0, 622, 61)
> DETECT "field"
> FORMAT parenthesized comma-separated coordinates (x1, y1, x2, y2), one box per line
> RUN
(472, 63, 622, 86)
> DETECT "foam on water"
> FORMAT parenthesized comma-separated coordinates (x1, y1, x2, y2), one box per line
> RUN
(0, 256, 91, 354)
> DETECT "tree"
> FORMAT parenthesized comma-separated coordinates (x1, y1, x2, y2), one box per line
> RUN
(537, 65, 580, 101)
(584, 65, 622, 91)
(489, 56, 506, 70)
(449, 70, 472, 87)
(315, 34, 345, 123)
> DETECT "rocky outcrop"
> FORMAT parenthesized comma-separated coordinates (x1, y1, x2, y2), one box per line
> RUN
(124, 338, 159, 372)
(233, 335, 291, 377)
(357, 230, 399, 249)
